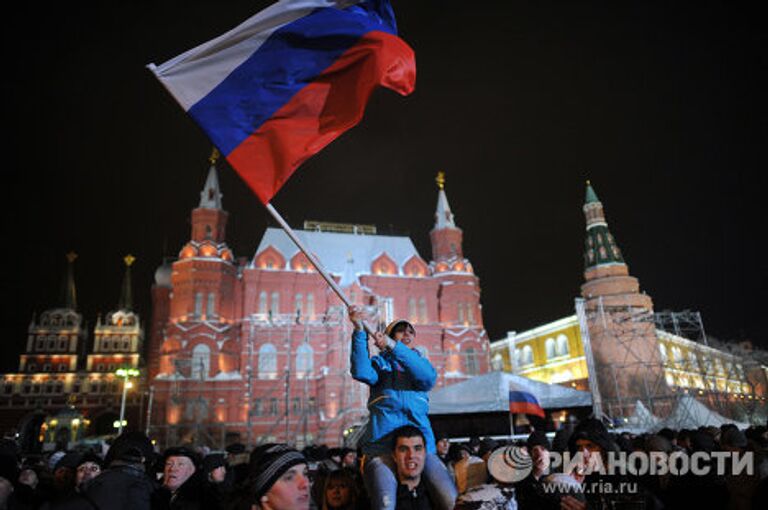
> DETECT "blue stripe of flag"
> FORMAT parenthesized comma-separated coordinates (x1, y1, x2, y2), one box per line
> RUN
(188, 0, 398, 155)
(509, 391, 540, 405)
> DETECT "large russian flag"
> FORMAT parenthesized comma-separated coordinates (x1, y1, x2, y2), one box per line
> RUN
(509, 390, 545, 418)
(149, 0, 415, 204)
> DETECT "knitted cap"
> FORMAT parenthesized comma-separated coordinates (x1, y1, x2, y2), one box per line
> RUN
(250, 444, 306, 501)
(384, 319, 414, 337)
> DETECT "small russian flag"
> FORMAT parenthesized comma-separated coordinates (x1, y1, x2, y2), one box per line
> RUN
(509, 390, 545, 418)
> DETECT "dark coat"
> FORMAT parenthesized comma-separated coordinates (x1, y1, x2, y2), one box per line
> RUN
(85, 461, 156, 510)
(151, 472, 222, 510)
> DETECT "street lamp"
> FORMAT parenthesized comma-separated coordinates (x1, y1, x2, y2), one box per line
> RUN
(115, 368, 140, 435)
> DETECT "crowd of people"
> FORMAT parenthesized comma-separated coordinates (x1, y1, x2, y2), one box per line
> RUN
(0, 420, 766, 510)
(0, 310, 765, 509)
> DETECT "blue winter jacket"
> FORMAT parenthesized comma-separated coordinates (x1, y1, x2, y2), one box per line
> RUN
(350, 329, 437, 456)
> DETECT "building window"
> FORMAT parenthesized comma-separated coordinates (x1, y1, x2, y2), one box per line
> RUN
(191, 344, 211, 380)
(55, 382, 63, 394)
(545, 338, 556, 360)
(252, 399, 263, 417)
(556, 334, 570, 357)
(258, 344, 278, 379)
(379, 297, 394, 327)
(32, 384, 41, 394)
(408, 298, 417, 323)
(36, 339, 44, 351)
(295, 294, 303, 318)
(28, 364, 37, 373)
(464, 348, 478, 375)
(522, 345, 534, 366)
(457, 303, 465, 324)
(43, 364, 51, 372)
(307, 397, 317, 413)
(270, 292, 280, 316)
(96, 364, 104, 371)
(47, 338, 55, 350)
(3, 384, 13, 394)
(58, 364, 66, 372)
(107, 364, 115, 372)
(491, 353, 504, 371)
(292, 397, 302, 415)
(306, 293, 315, 319)
(58, 338, 67, 351)
(418, 298, 428, 324)
(467, 304, 475, 325)
(269, 398, 279, 416)
(22, 384, 31, 394)
(122, 339, 130, 351)
(207, 293, 216, 318)
(658, 344, 667, 362)
(295, 343, 313, 378)
(72, 383, 80, 393)
(194, 292, 203, 318)
(258, 291, 268, 315)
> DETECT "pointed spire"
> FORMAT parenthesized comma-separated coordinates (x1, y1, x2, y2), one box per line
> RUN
(199, 147, 223, 209)
(61, 252, 78, 310)
(117, 254, 135, 311)
(585, 179, 600, 204)
(582, 182, 625, 269)
(433, 171, 456, 230)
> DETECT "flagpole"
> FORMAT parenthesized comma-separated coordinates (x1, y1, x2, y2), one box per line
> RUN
(264, 202, 374, 335)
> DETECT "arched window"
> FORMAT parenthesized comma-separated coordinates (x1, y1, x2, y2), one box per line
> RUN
(194, 292, 203, 318)
(688, 352, 699, 371)
(557, 334, 570, 357)
(191, 344, 210, 380)
(522, 345, 534, 366)
(467, 304, 475, 325)
(545, 338, 556, 360)
(258, 344, 278, 379)
(418, 298, 428, 324)
(492, 353, 503, 371)
(672, 347, 683, 365)
(258, 291, 268, 315)
(514, 348, 522, 368)
(207, 293, 216, 317)
(457, 303, 465, 324)
(464, 348, 478, 375)
(307, 293, 315, 319)
(408, 298, 417, 323)
(295, 343, 313, 378)
(270, 292, 280, 316)
(659, 344, 667, 362)
(295, 294, 303, 318)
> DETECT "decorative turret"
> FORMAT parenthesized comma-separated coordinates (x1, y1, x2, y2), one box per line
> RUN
(429, 172, 464, 262)
(117, 255, 135, 311)
(191, 148, 229, 243)
(61, 252, 78, 311)
(583, 181, 624, 270)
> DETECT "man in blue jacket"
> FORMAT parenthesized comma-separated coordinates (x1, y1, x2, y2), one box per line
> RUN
(348, 306, 456, 510)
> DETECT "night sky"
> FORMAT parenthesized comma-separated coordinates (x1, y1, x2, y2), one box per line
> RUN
(3, 1, 767, 371)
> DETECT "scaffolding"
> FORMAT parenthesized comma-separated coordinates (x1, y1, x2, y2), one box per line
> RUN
(577, 299, 766, 429)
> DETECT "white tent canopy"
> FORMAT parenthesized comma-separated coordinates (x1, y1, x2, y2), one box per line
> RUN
(654, 395, 749, 430)
(429, 371, 592, 415)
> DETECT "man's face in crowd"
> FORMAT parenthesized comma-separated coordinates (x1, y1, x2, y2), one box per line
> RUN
(530, 445, 550, 476)
(393, 435, 426, 482)
(263, 464, 310, 510)
(436, 438, 450, 456)
(575, 438, 602, 474)
(209, 465, 226, 483)
(341, 451, 357, 467)
(76, 461, 101, 486)
(164, 455, 196, 491)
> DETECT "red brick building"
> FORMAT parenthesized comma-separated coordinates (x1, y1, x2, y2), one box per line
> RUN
(147, 160, 490, 448)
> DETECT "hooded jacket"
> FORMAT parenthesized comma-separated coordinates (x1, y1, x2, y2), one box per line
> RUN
(350, 329, 436, 456)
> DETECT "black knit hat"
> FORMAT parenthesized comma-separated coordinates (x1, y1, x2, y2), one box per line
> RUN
(526, 430, 551, 451)
(203, 453, 226, 473)
(249, 444, 306, 501)
(568, 418, 614, 453)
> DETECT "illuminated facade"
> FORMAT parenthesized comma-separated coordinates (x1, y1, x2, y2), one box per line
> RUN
(0, 254, 145, 451)
(491, 183, 768, 423)
(147, 161, 490, 448)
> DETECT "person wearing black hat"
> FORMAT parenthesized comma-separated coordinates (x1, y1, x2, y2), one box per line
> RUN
(152, 446, 224, 510)
(74, 452, 102, 491)
(232, 444, 310, 510)
(347, 307, 456, 510)
(514, 431, 559, 510)
(85, 438, 156, 510)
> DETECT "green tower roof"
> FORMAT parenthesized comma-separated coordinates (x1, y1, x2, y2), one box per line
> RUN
(585, 180, 600, 204)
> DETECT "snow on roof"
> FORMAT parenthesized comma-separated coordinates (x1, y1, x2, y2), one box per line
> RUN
(254, 227, 424, 286)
